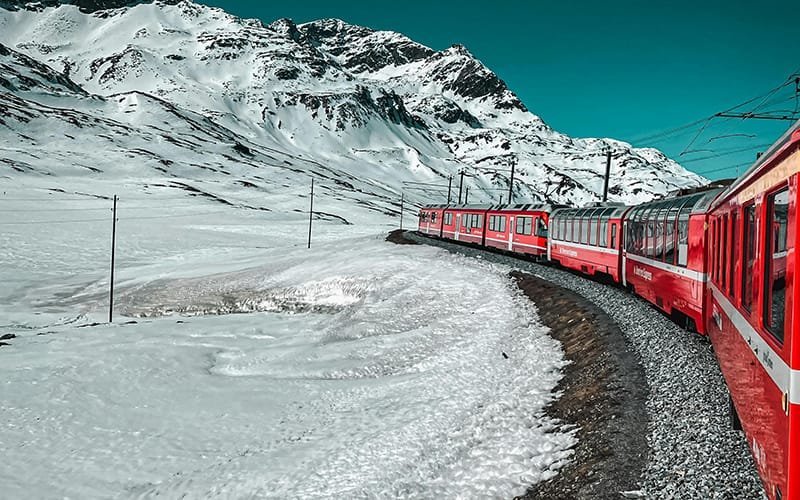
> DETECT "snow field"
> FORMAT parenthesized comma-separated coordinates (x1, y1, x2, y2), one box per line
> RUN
(0, 183, 575, 499)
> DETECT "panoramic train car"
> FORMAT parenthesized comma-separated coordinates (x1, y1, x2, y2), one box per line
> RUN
(706, 121, 800, 500)
(445, 204, 491, 245)
(622, 188, 722, 334)
(548, 204, 628, 282)
(417, 204, 447, 237)
(484, 204, 559, 258)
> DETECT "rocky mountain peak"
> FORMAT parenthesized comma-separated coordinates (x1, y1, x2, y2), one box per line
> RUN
(0, 2, 705, 207)
(269, 18, 301, 42)
(0, 0, 180, 13)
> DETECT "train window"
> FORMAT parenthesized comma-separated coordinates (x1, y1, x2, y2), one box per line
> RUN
(560, 217, 567, 241)
(659, 207, 671, 263)
(589, 218, 598, 245)
(721, 214, 728, 291)
(645, 219, 654, 258)
(677, 216, 689, 267)
(569, 217, 575, 242)
(611, 223, 617, 248)
(431, 212, 437, 223)
(742, 204, 756, 312)
(599, 220, 608, 247)
(712, 219, 719, 284)
(536, 217, 548, 237)
(580, 213, 589, 244)
(729, 211, 737, 298)
(664, 214, 677, 265)
(489, 215, 504, 232)
(763, 188, 789, 343)
(444, 213, 453, 225)
(474, 215, 483, 229)
(516, 216, 532, 235)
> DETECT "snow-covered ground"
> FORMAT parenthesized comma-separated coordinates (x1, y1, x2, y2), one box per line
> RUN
(0, 180, 574, 499)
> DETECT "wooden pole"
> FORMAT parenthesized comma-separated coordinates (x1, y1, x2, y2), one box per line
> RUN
(447, 176, 452, 204)
(602, 151, 612, 202)
(508, 158, 516, 204)
(308, 178, 314, 249)
(458, 170, 464, 204)
(109, 195, 117, 323)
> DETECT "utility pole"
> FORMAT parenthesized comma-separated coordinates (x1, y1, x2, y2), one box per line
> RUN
(399, 192, 404, 230)
(109, 195, 117, 323)
(307, 178, 314, 249)
(458, 170, 465, 204)
(602, 150, 612, 203)
(465, 187, 469, 204)
(508, 158, 516, 204)
(447, 175, 452, 204)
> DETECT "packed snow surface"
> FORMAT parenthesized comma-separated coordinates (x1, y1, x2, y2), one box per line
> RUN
(0, 183, 573, 499)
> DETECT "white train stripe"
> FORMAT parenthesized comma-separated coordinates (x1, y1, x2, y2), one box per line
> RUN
(551, 239, 618, 255)
(793, 371, 800, 408)
(709, 283, 798, 405)
(485, 236, 545, 250)
(626, 253, 706, 282)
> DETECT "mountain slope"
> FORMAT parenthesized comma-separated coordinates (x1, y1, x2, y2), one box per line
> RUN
(0, 0, 705, 211)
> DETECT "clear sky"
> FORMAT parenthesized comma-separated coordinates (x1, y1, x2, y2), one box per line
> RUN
(200, 0, 800, 181)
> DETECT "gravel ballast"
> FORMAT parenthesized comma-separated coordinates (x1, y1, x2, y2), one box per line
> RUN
(406, 231, 765, 500)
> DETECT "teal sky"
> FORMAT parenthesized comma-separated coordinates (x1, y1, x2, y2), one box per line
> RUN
(201, 0, 799, 181)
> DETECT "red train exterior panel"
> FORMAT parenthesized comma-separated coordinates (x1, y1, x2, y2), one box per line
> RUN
(622, 190, 721, 334)
(706, 121, 800, 500)
(548, 204, 627, 282)
(484, 205, 558, 258)
(417, 205, 446, 237)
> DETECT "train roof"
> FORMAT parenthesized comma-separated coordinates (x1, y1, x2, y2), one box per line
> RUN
(710, 119, 800, 210)
(421, 203, 566, 211)
(625, 187, 725, 219)
(551, 204, 630, 219)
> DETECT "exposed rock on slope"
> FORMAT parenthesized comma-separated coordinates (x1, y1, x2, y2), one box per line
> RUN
(0, 0, 704, 209)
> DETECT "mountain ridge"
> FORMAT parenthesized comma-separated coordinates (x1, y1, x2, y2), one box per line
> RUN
(0, 0, 705, 212)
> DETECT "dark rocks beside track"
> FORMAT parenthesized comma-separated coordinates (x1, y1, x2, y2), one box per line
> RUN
(512, 271, 648, 500)
(386, 229, 419, 245)
(401, 231, 765, 500)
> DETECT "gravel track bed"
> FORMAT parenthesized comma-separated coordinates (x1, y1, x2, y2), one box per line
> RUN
(406, 232, 764, 499)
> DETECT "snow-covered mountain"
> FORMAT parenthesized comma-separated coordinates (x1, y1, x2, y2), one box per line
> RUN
(0, 0, 705, 212)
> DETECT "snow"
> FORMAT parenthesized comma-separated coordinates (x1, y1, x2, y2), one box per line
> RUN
(0, 1, 702, 495)
(0, 175, 574, 498)
(0, 2, 705, 209)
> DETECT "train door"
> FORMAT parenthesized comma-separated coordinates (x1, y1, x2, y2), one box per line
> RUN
(788, 178, 800, 500)
(622, 221, 628, 287)
(508, 216, 514, 250)
(455, 214, 461, 241)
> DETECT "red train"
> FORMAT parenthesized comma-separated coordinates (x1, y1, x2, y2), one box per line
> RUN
(417, 119, 800, 500)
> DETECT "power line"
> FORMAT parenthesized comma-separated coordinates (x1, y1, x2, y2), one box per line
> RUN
(680, 143, 772, 164)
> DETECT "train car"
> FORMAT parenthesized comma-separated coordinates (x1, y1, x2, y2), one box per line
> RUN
(417, 205, 447, 237)
(622, 188, 722, 334)
(484, 204, 560, 259)
(548, 204, 629, 282)
(705, 121, 800, 500)
(442, 204, 492, 245)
